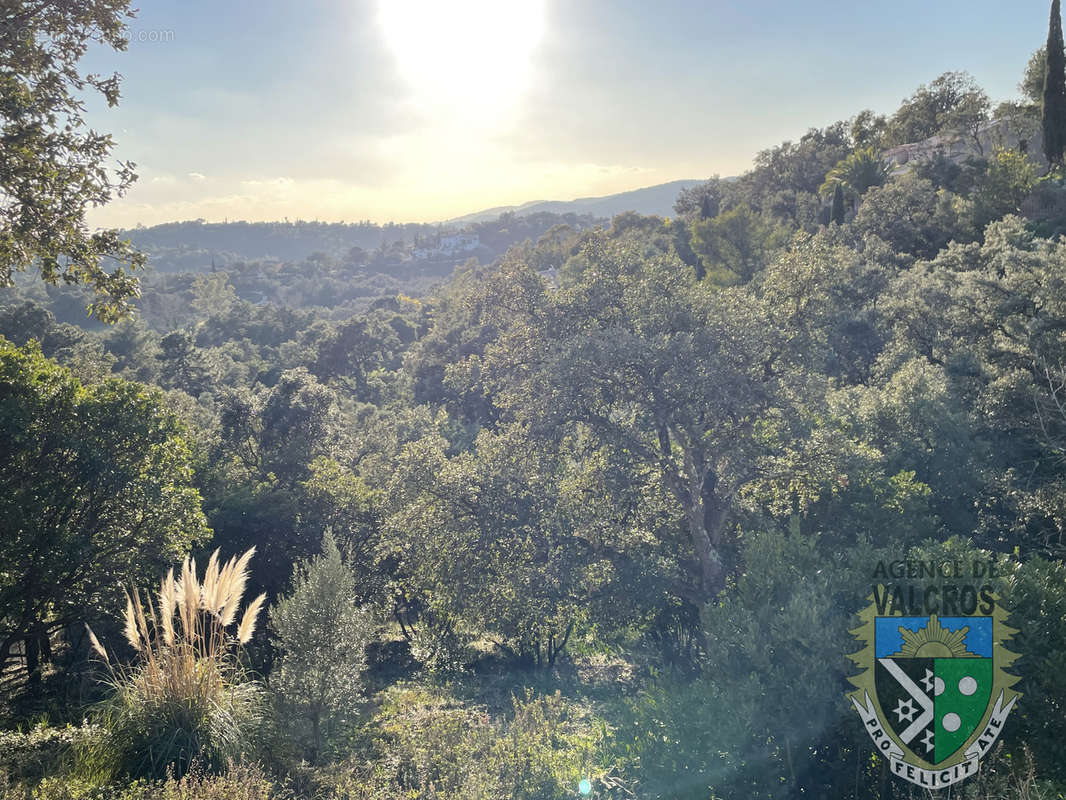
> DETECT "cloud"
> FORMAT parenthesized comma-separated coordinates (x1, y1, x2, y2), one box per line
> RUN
(187, 172, 206, 182)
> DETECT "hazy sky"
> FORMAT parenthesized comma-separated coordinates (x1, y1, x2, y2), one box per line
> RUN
(83, 0, 1053, 228)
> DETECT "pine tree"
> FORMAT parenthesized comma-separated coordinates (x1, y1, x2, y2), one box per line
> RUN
(269, 533, 375, 762)
(830, 183, 846, 225)
(1044, 0, 1066, 167)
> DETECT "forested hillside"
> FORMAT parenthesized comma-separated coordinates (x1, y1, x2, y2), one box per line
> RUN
(7, 5, 1066, 800)
(122, 212, 601, 273)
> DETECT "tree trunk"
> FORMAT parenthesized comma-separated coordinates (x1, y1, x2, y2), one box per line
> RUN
(25, 634, 41, 692)
(682, 462, 727, 597)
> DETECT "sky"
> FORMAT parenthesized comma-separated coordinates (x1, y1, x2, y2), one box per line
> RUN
(82, 0, 1054, 229)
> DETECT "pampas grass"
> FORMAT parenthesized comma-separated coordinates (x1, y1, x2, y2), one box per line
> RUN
(83, 548, 268, 780)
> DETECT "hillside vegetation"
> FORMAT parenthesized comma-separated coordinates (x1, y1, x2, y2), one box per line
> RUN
(7, 20, 1066, 800)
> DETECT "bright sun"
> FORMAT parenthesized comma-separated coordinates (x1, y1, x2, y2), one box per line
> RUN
(377, 0, 546, 119)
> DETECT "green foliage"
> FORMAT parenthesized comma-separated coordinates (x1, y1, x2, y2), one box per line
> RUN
(86, 677, 265, 785)
(998, 556, 1066, 783)
(819, 148, 890, 205)
(12, 21, 1066, 799)
(614, 529, 883, 799)
(830, 183, 846, 224)
(673, 177, 725, 221)
(739, 122, 853, 225)
(690, 204, 791, 284)
(0, 762, 280, 800)
(269, 534, 376, 762)
(1023, 47, 1048, 105)
(406, 612, 470, 677)
(330, 686, 604, 800)
(305, 315, 401, 403)
(387, 425, 658, 668)
(296, 460, 384, 604)
(883, 72, 991, 148)
(1045, 0, 1066, 166)
(0, 340, 208, 686)
(0, 725, 99, 786)
(887, 216, 1066, 550)
(853, 173, 972, 259)
(972, 149, 1038, 229)
(0, 0, 146, 321)
(453, 237, 800, 597)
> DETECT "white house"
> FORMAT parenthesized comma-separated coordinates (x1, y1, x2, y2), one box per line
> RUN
(412, 231, 481, 260)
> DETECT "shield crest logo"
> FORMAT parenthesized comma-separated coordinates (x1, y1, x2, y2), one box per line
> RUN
(847, 590, 1021, 789)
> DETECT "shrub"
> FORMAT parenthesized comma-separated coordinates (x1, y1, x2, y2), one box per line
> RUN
(83, 550, 268, 780)
(328, 686, 609, 800)
(269, 534, 376, 763)
(406, 611, 469, 677)
(0, 724, 99, 786)
(0, 762, 282, 800)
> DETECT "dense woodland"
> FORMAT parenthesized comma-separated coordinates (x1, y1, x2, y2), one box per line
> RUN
(8, 3, 1066, 800)
(118, 212, 602, 274)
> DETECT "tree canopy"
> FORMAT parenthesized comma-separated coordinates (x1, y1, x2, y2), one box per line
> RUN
(1, 0, 146, 320)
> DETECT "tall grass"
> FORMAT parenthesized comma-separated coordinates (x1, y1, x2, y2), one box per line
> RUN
(83, 548, 268, 780)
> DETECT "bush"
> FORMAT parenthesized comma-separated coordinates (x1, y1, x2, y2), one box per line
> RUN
(407, 612, 469, 677)
(0, 762, 281, 800)
(82, 550, 268, 781)
(0, 725, 99, 786)
(269, 534, 376, 763)
(327, 686, 610, 800)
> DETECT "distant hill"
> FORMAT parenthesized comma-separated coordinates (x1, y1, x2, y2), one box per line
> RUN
(447, 179, 704, 224)
(118, 180, 705, 272)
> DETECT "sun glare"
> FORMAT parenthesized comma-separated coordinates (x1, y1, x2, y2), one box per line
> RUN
(377, 0, 545, 121)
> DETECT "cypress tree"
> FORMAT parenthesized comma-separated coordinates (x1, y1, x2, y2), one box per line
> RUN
(830, 183, 846, 225)
(1044, 0, 1066, 166)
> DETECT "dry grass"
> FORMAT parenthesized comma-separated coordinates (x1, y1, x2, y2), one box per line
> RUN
(83, 549, 268, 780)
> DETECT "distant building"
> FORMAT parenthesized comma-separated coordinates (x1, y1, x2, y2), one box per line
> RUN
(439, 232, 479, 254)
(413, 231, 480, 260)
(882, 118, 1045, 177)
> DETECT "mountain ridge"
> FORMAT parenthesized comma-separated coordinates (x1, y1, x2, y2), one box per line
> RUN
(444, 179, 704, 225)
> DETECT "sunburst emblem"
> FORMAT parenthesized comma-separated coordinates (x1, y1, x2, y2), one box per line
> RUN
(891, 614, 977, 659)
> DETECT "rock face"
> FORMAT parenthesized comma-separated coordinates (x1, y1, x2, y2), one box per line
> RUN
(882, 118, 1047, 175)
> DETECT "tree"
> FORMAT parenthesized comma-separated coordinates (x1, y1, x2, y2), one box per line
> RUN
(1, 0, 146, 321)
(852, 174, 972, 259)
(0, 339, 208, 684)
(307, 313, 401, 402)
(850, 109, 888, 149)
(269, 533, 375, 762)
(689, 204, 790, 284)
(1022, 47, 1048, 105)
(157, 331, 212, 397)
(830, 183, 846, 225)
(456, 239, 803, 598)
(616, 530, 882, 799)
(209, 371, 344, 597)
(0, 300, 84, 357)
(673, 177, 725, 222)
(387, 424, 669, 668)
(884, 216, 1066, 553)
(971, 148, 1038, 229)
(819, 148, 890, 208)
(883, 72, 990, 148)
(1046, 0, 1066, 167)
